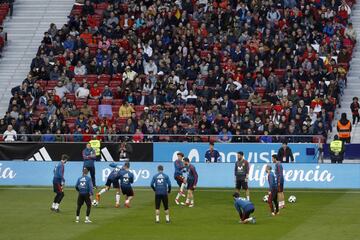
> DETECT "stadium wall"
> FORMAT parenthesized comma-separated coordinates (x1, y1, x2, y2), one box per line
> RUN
(0, 162, 359, 189)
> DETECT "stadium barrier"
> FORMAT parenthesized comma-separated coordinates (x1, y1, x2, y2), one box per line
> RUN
(323, 144, 360, 159)
(0, 162, 358, 189)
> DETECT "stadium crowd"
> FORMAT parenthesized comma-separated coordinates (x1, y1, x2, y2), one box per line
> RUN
(0, 0, 357, 143)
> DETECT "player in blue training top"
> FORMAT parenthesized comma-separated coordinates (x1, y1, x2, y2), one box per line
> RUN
(233, 192, 256, 224)
(184, 157, 198, 207)
(272, 154, 285, 209)
(151, 165, 172, 223)
(266, 165, 279, 216)
(75, 168, 94, 223)
(174, 152, 186, 205)
(95, 163, 123, 208)
(120, 162, 134, 208)
(82, 143, 97, 188)
(51, 154, 69, 213)
(205, 142, 221, 163)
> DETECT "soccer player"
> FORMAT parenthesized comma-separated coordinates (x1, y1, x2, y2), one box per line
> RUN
(151, 165, 171, 223)
(234, 151, 250, 200)
(205, 142, 221, 163)
(233, 192, 256, 224)
(75, 168, 93, 223)
(183, 157, 198, 207)
(51, 154, 69, 212)
(82, 143, 97, 188)
(266, 165, 279, 216)
(96, 163, 123, 207)
(272, 154, 285, 209)
(174, 152, 186, 205)
(120, 162, 134, 208)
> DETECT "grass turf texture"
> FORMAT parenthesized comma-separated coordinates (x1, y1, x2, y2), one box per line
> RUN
(0, 187, 359, 240)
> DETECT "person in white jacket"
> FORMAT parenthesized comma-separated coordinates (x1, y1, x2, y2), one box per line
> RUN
(3, 125, 17, 142)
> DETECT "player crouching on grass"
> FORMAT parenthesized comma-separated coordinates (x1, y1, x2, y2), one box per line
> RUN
(272, 154, 285, 209)
(174, 152, 186, 205)
(120, 162, 135, 208)
(96, 163, 123, 208)
(183, 157, 198, 207)
(151, 165, 172, 223)
(75, 168, 93, 223)
(233, 192, 256, 224)
(51, 154, 69, 212)
(266, 165, 279, 216)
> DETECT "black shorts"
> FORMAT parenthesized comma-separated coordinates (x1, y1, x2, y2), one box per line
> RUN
(187, 180, 195, 191)
(53, 183, 63, 193)
(121, 186, 134, 196)
(155, 194, 169, 210)
(106, 178, 120, 189)
(77, 193, 91, 208)
(175, 175, 185, 187)
(236, 178, 248, 190)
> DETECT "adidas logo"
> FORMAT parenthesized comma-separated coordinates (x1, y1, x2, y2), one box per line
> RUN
(100, 147, 114, 162)
(28, 147, 52, 161)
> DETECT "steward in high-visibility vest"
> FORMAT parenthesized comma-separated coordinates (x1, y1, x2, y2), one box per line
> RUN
(329, 135, 345, 164)
(337, 113, 352, 143)
(89, 136, 101, 161)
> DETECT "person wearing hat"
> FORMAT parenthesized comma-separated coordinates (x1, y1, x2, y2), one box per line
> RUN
(234, 151, 250, 201)
(337, 113, 352, 143)
(350, 97, 359, 125)
(329, 135, 345, 164)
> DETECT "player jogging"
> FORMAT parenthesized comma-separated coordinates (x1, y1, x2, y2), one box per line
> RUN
(174, 152, 186, 205)
(51, 154, 69, 212)
(120, 162, 134, 208)
(82, 143, 97, 188)
(266, 165, 279, 216)
(184, 157, 198, 207)
(75, 168, 93, 223)
(234, 151, 250, 200)
(233, 192, 256, 224)
(272, 154, 285, 209)
(96, 163, 123, 208)
(151, 165, 171, 223)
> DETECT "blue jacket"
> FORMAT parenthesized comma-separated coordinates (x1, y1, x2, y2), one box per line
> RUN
(205, 149, 221, 163)
(151, 172, 171, 195)
(268, 172, 277, 192)
(82, 147, 96, 167)
(75, 175, 93, 195)
(53, 162, 65, 184)
(108, 163, 123, 181)
(234, 198, 254, 213)
(174, 159, 184, 177)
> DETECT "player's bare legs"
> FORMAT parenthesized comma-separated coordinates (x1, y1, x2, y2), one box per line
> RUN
(96, 186, 110, 202)
(245, 189, 250, 201)
(186, 190, 194, 207)
(155, 209, 160, 223)
(125, 196, 133, 208)
(278, 192, 285, 208)
(115, 189, 121, 208)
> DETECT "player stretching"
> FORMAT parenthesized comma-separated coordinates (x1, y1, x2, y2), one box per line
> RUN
(120, 162, 134, 208)
(266, 165, 279, 216)
(233, 192, 256, 224)
(51, 154, 69, 212)
(184, 157, 198, 207)
(151, 165, 171, 223)
(234, 151, 250, 200)
(96, 163, 122, 207)
(272, 154, 285, 209)
(75, 168, 93, 223)
(174, 152, 186, 205)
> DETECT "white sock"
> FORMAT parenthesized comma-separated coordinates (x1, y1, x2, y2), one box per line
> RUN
(180, 183, 185, 192)
(190, 200, 194, 205)
(76, 216, 79, 220)
(116, 194, 120, 204)
(156, 215, 160, 222)
(165, 214, 170, 221)
(52, 203, 56, 208)
(99, 188, 107, 195)
(185, 199, 190, 204)
(176, 193, 181, 200)
(85, 216, 90, 220)
(54, 203, 59, 209)
(247, 196, 250, 201)
(125, 199, 130, 204)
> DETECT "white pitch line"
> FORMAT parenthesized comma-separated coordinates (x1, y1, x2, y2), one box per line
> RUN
(0, 187, 359, 194)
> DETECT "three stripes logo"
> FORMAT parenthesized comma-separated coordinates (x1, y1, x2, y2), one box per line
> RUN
(28, 147, 52, 161)
(100, 147, 114, 162)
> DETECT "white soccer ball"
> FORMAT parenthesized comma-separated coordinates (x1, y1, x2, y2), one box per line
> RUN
(92, 200, 99, 206)
(288, 195, 296, 203)
(263, 194, 269, 202)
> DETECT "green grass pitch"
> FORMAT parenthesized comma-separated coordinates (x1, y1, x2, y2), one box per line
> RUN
(0, 187, 359, 240)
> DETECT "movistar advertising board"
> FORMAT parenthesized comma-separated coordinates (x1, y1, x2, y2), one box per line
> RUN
(153, 143, 318, 163)
(0, 162, 358, 189)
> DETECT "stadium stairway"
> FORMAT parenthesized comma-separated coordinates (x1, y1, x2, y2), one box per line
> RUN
(0, 0, 74, 116)
(328, 4, 360, 143)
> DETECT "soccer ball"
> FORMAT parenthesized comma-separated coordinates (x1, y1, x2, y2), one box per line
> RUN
(92, 200, 99, 206)
(263, 195, 269, 202)
(288, 195, 296, 203)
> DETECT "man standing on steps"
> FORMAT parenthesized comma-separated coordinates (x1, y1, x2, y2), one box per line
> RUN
(337, 113, 352, 143)
(350, 97, 359, 125)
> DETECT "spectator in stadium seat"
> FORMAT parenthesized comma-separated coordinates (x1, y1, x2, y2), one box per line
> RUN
(3, 125, 17, 142)
(344, 23, 357, 42)
(66, 78, 80, 93)
(75, 83, 90, 99)
(80, 103, 93, 117)
(54, 81, 69, 99)
(89, 83, 101, 100)
(74, 61, 87, 75)
(119, 102, 135, 118)
(217, 127, 233, 143)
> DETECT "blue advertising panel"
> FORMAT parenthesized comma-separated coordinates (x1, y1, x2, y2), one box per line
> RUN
(0, 161, 359, 189)
(153, 143, 318, 163)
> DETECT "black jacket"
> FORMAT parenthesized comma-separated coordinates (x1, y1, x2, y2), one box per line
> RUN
(277, 146, 294, 163)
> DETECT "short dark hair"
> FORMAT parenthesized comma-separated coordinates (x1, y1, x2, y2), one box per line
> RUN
(61, 154, 69, 161)
(124, 162, 130, 168)
(158, 165, 164, 171)
(177, 152, 184, 157)
(272, 154, 278, 160)
(237, 151, 244, 156)
(209, 142, 214, 146)
(233, 192, 240, 198)
(282, 141, 288, 145)
(183, 157, 190, 163)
